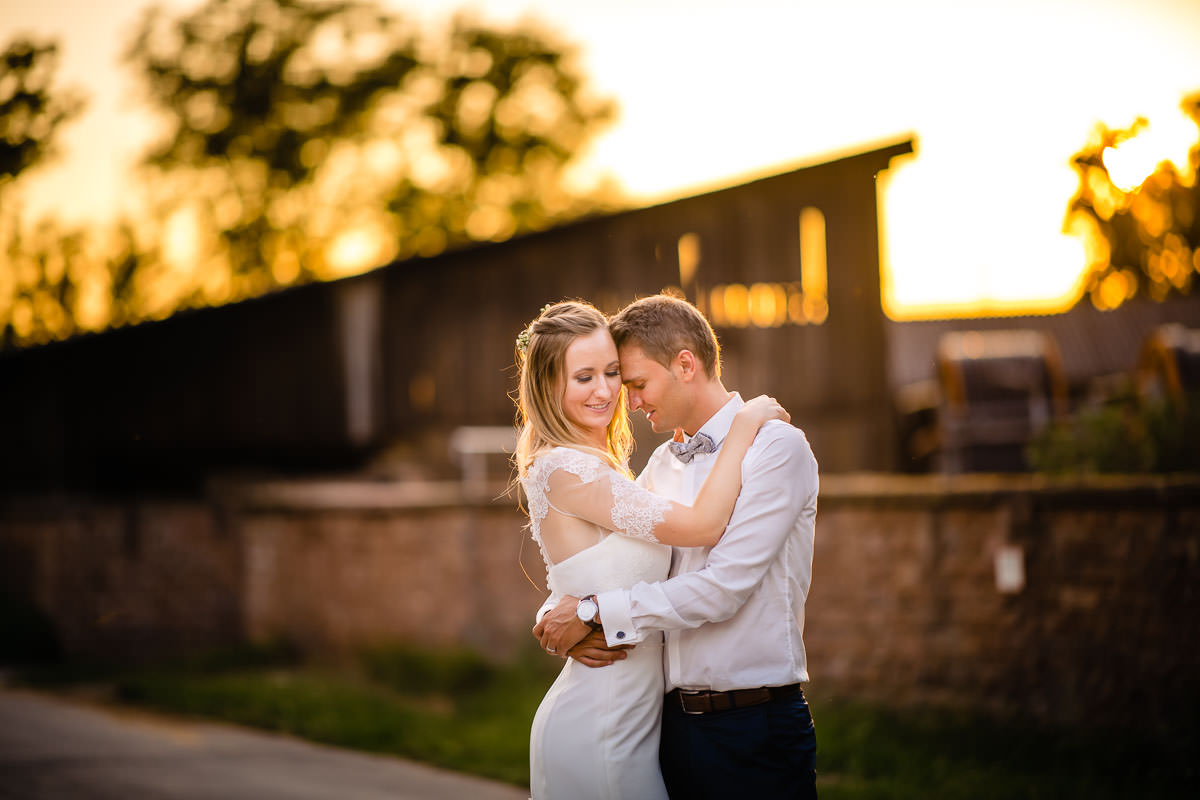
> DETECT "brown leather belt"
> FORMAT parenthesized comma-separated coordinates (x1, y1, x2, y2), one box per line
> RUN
(670, 683, 802, 715)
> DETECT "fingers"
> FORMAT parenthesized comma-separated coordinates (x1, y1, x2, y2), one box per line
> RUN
(563, 628, 634, 667)
(568, 646, 630, 668)
(574, 655, 618, 668)
(538, 620, 588, 654)
(755, 394, 789, 423)
(573, 655, 612, 668)
(574, 629, 609, 648)
(535, 623, 554, 650)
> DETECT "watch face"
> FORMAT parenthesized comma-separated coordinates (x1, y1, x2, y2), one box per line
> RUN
(577, 599, 597, 622)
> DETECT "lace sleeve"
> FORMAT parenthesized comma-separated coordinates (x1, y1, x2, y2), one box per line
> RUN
(521, 447, 609, 574)
(523, 447, 604, 528)
(538, 452, 673, 545)
(607, 473, 673, 544)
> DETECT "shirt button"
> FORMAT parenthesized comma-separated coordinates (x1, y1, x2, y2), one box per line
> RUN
(616, 631, 626, 639)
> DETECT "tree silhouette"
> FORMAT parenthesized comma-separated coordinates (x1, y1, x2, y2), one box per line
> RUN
(0, 37, 88, 349)
(1065, 92, 1200, 309)
(0, 38, 84, 186)
(124, 0, 617, 309)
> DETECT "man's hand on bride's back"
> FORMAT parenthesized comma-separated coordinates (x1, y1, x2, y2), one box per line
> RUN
(736, 394, 790, 429)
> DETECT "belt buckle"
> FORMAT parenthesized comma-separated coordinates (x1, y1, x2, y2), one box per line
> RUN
(678, 689, 708, 715)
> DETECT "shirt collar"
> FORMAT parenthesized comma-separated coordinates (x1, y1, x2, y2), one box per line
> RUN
(690, 392, 743, 448)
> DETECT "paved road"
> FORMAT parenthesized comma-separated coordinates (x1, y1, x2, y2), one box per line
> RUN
(0, 688, 529, 800)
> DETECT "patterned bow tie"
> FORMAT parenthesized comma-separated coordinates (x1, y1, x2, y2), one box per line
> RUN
(668, 432, 717, 463)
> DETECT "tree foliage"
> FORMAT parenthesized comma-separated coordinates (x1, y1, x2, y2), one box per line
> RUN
(0, 38, 84, 186)
(0, 37, 92, 349)
(0, 215, 148, 349)
(0, 0, 617, 350)
(1064, 92, 1200, 309)
(124, 0, 616, 306)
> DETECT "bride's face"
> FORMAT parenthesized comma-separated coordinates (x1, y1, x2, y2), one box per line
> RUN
(560, 327, 621, 446)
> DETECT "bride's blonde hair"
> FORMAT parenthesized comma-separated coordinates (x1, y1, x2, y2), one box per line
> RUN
(513, 301, 633, 478)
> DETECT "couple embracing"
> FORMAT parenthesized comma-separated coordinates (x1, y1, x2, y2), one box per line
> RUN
(512, 294, 819, 799)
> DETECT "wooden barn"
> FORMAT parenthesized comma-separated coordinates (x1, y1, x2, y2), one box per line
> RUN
(0, 140, 913, 490)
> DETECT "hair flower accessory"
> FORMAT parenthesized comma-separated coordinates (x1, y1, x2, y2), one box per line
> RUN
(516, 304, 554, 356)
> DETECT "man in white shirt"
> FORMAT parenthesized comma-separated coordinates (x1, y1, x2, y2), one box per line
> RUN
(534, 294, 819, 799)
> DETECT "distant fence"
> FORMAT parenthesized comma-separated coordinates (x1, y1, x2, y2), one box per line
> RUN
(2, 473, 1197, 729)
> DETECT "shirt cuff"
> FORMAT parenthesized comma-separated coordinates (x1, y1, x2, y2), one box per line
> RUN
(596, 588, 638, 647)
(534, 595, 558, 625)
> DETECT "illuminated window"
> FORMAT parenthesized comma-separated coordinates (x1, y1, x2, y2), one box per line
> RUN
(678, 233, 700, 289)
(709, 286, 728, 327)
(798, 207, 829, 324)
(721, 283, 750, 327)
(749, 282, 788, 327)
(704, 207, 829, 329)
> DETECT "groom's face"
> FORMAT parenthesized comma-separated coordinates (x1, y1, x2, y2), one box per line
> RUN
(618, 344, 686, 434)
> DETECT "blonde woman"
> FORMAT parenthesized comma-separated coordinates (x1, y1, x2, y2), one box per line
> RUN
(514, 300, 787, 799)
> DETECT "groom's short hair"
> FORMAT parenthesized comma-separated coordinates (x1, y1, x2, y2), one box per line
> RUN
(609, 294, 722, 379)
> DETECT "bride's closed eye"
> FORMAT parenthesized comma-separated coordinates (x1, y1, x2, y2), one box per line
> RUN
(576, 369, 620, 383)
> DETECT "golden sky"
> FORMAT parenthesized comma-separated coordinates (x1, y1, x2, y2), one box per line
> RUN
(5, 0, 1200, 318)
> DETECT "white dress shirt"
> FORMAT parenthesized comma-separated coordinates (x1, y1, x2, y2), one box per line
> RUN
(596, 393, 819, 692)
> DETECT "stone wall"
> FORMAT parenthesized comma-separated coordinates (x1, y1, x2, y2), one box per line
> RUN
(2, 474, 1197, 727)
(806, 475, 1200, 728)
(0, 497, 241, 658)
(235, 488, 542, 657)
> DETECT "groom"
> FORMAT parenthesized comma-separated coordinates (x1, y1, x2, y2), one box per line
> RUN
(534, 293, 820, 799)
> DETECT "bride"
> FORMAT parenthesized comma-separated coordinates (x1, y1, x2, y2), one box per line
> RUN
(512, 301, 788, 799)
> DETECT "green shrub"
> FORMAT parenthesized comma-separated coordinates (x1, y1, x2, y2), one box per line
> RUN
(360, 642, 498, 695)
(1029, 390, 1200, 473)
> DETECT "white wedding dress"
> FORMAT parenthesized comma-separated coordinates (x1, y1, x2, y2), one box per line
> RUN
(523, 447, 673, 800)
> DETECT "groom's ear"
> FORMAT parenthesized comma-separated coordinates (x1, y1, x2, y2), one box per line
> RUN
(675, 349, 698, 382)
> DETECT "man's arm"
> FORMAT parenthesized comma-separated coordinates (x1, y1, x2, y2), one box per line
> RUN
(596, 428, 817, 647)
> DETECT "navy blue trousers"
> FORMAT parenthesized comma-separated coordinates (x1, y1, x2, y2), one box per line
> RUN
(659, 688, 817, 799)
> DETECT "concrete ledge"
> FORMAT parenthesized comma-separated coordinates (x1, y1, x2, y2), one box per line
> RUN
(817, 472, 1200, 509)
(5, 473, 1197, 515)
(222, 472, 1200, 512)
(211, 479, 519, 512)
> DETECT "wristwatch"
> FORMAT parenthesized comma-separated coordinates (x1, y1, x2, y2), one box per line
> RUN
(576, 595, 601, 630)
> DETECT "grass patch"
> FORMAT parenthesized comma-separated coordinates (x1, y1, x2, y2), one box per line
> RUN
(811, 698, 1196, 799)
(14, 648, 1196, 795)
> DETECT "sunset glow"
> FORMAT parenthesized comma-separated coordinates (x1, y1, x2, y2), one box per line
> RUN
(6, 0, 1200, 321)
(1102, 114, 1198, 192)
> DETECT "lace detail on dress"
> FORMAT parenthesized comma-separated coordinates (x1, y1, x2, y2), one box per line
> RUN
(522, 447, 606, 577)
(609, 477, 671, 544)
(524, 447, 603, 525)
